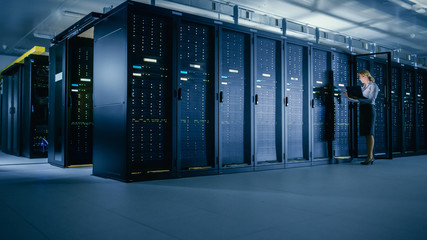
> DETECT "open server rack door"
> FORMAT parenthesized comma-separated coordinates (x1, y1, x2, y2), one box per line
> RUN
(311, 47, 333, 163)
(332, 51, 351, 161)
(218, 26, 252, 173)
(48, 42, 66, 166)
(48, 37, 94, 167)
(391, 64, 403, 155)
(403, 66, 416, 154)
(176, 19, 216, 176)
(22, 55, 49, 158)
(416, 68, 427, 152)
(285, 41, 310, 166)
(1, 64, 23, 156)
(253, 33, 283, 170)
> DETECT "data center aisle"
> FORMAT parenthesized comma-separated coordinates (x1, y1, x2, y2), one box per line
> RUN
(0, 151, 47, 166)
(1, 155, 427, 240)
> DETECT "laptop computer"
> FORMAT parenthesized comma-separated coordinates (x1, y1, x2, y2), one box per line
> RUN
(346, 86, 367, 99)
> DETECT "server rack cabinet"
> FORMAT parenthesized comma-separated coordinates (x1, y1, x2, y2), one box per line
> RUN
(93, 2, 177, 181)
(1, 76, 9, 152)
(0, 80, 2, 148)
(175, 17, 217, 177)
(311, 46, 333, 164)
(285, 40, 310, 166)
(332, 51, 352, 162)
(403, 65, 416, 154)
(1, 64, 23, 156)
(351, 57, 370, 158)
(253, 31, 283, 170)
(49, 36, 94, 167)
(416, 68, 427, 152)
(22, 55, 49, 158)
(352, 54, 392, 159)
(391, 63, 403, 155)
(371, 59, 389, 158)
(217, 24, 253, 173)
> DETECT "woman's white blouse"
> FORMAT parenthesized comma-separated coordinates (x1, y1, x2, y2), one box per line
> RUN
(348, 82, 379, 105)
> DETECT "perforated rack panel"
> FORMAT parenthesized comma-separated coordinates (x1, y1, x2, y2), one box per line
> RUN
(129, 13, 173, 172)
(356, 59, 368, 155)
(416, 70, 426, 150)
(332, 52, 350, 157)
(312, 49, 329, 159)
(28, 57, 49, 157)
(255, 37, 280, 163)
(391, 66, 402, 153)
(178, 21, 215, 170)
(287, 43, 305, 160)
(372, 62, 386, 155)
(404, 68, 416, 152)
(68, 37, 94, 165)
(219, 29, 250, 166)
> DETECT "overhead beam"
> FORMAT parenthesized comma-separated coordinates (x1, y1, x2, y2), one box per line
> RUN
(0, 46, 45, 77)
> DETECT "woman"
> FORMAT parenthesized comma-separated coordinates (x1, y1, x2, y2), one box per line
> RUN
(343, 70, 379, 165)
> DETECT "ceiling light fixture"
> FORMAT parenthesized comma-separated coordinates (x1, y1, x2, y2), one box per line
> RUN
(33, 32, 54, 39)
(62, 10, 86, 18)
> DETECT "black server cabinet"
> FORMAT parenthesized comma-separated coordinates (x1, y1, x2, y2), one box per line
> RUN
(22, 55, 49, 158)
(218, 27, 252, 172)
(93, 3, 176, 181)
(176, 20, 216, 175)
(332, 52, 351, 160)
(129, 12, 173, 175)
(1, 64, 23, 156)
(372, 61, 387, 157)
(403, 67, 416, 153)
(416, 69, 426, 152)
(312, 48, 332, 162)
(285, 42, 310, 164)
(254, 34, 283, 169)
(48, 37, 94, 167)
(353, 58, 370, 157)
(391, 65, 403, 154)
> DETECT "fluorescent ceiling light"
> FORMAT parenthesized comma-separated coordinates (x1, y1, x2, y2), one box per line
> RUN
(33, 32, 54, 39)
(63, 10, 86, 18)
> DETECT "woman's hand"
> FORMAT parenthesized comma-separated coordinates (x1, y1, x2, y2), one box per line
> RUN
(342, 91, 349, 99)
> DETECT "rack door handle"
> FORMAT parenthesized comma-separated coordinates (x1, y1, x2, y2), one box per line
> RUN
(255, 94, 259, 105)
(285, 97, 288, 106)
(219, 91, 223, 103)
(178, 88, 182, 100)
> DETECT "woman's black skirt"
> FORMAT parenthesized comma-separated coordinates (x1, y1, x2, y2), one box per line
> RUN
(359, 103, 376, 136)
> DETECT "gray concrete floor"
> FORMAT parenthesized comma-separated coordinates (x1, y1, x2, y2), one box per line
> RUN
(1, 152, 427, 240)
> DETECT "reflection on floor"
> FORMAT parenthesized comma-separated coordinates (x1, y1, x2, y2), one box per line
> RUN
(1, 152, 427, 240)
(0, 151, 47, 166)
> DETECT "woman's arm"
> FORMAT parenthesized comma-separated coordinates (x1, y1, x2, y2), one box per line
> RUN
(343, 90, 360, 103)
(358, 84, 379, 104)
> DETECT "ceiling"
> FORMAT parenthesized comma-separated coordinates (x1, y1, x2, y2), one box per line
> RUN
(1, 0, 427, 60)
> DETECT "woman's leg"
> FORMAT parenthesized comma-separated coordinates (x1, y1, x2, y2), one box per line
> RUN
(365, 134, 374, 160)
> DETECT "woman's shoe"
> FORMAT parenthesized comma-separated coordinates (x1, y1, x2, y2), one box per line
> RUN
(360, 159, 374, 165)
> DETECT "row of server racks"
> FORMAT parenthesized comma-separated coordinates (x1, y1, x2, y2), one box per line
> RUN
(1, 55, 49, 158)
(86, 1, 426, 181)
